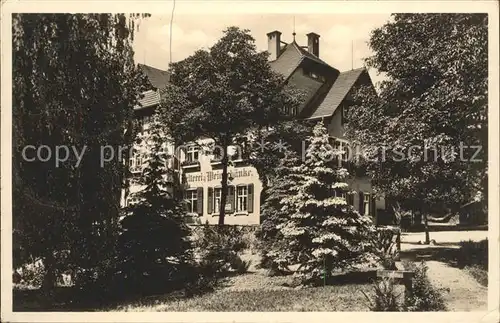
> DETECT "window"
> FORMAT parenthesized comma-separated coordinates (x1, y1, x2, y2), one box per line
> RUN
(186, 190, 198, 214)
(130, 151, 142, 173)
(236, 185, 248, 213)
(363, 194, 371, 216)
(342, 144, 350, 163)
(283, 106, 298, 116)
(303, 69, 325, 82)
(341, 105, 349, 125)
(333, 190, 347, 202)
(214, 188, 222, 214)
(186, 145, 199, 163)
(333, 139, 350, 167)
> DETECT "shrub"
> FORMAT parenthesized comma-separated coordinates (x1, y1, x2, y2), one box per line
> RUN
(229, 254, 252, 274)
(402, 260, 447, 311)
(193, 223, 247, 276)
(369, 226, 400, 270)
(457, 239, 487, 269)
(16, 260, 45, 288)
(362, 277, 402, 311)
(465, 265, 488, 287)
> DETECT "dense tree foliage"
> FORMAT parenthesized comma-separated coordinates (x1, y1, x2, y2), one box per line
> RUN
(116, 114, 192, 295)
(12, 13, 150, 290)
(160, 26, 305, 224)
(345, 14, 488, 241)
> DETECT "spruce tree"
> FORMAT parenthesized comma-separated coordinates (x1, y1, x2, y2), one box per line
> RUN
(117, 113, 192, 295)
(268, 122, 376, 284)
(257, 150, 302, 273)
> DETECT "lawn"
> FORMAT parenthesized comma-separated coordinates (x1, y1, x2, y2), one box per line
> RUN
(14, 264, 386, 312)
(109, 284, 377, 312)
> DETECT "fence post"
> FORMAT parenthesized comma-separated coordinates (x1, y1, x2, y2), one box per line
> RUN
(403, 271, 414, 302)
(396, 227, 401, 261)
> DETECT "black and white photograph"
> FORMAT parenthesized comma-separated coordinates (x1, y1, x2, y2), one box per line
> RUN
(1, 1, 499, 322)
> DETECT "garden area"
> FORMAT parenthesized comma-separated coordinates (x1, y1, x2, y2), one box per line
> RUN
(13, 222, 489, 312)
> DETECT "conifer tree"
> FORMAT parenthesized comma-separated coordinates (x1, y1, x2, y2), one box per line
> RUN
(117, 113, 192, 294)
(266, 122, 376, 284)
(257, 150, 302, 273)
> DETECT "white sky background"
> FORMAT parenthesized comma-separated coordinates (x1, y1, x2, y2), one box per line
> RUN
(132, 13, 392, 86)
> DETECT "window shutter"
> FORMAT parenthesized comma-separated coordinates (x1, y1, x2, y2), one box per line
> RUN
(347, 192, 354, 206)
(182, 191, 190, 213)
(197, 187, 203, 215)
(207, 187, 213, 214)
(359, 191, 364, 214)
(247, 184, 254, 213)
(228, 186, 235, 214)
(371, 195, 377, 224)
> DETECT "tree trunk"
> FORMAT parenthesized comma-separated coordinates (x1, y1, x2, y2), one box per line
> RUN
(41, 252, 56, 293)
(218, 143, 229, 225)
(423, 213, 430, 244)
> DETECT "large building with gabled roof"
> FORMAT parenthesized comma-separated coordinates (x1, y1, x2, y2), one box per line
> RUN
(124, 30, 385, 226)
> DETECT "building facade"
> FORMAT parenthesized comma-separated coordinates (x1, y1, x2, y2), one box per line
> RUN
(124, 30, 385, 226)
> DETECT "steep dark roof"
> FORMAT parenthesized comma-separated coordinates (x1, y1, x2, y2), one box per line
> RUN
(137, 90, 161, 110)
(309, 68, 365, 119)
(135, 64, 170, 110)
(269, 40, 370, 119)
(269, 41, 331, 80)
(138, 64, 170, 90)
(269, 43, 303, 80)
(293, 42, 330, 67)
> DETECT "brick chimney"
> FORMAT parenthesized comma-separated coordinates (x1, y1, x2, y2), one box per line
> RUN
(306, 32, 320, 57)
(267, 30, 282, 61)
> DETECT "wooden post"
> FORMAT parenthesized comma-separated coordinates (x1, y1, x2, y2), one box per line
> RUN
(403, 273, 413, 301)
(377, 270, 414, 301)
(396, 228, 401, 261)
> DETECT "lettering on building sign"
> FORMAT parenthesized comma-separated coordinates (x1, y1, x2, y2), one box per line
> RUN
(186, 169, 252, 183)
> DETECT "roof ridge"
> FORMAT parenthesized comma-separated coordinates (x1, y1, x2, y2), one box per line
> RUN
(138, 63, 169, 73)
(340, 67, 366, 73)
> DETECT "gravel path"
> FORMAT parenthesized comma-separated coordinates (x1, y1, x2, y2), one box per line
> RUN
(424, 260, 488, 311)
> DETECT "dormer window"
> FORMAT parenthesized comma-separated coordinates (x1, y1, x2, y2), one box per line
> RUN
(283, 106, 298, 116)
(303, 68, 325, 82)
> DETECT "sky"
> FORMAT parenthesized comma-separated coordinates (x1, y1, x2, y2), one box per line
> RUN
(132, 13, 392, 85)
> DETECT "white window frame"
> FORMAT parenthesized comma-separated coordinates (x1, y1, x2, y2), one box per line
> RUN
(186, 145, 199, 163)
(333, 139, 350, 167)
(186, 189, 198, 214)
(130, 151, 142, 173)
(363, 193, 371, 216)
(213, 187, 222, 215)
(236, 185, 248, 213)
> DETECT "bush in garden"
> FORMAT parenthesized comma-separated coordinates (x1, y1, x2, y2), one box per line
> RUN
(362, 277, 402, 311)
(368, 226, 400, 270)
(193, 222, 247, 276)
(457, 239, 488, 269)
(402, 260, 447, 311)
(16, 260, 45, 288)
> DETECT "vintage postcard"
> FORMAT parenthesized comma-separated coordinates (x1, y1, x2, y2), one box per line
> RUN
(1, 1, 499, 322)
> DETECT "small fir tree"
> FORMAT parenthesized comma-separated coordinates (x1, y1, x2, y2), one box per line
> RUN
(267, 122, 376, 284)
(257, 150, 303, 274)
(117, 113, 192, 295)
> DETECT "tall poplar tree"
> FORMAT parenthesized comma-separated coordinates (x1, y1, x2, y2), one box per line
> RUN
(12, 14, 150, 290)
